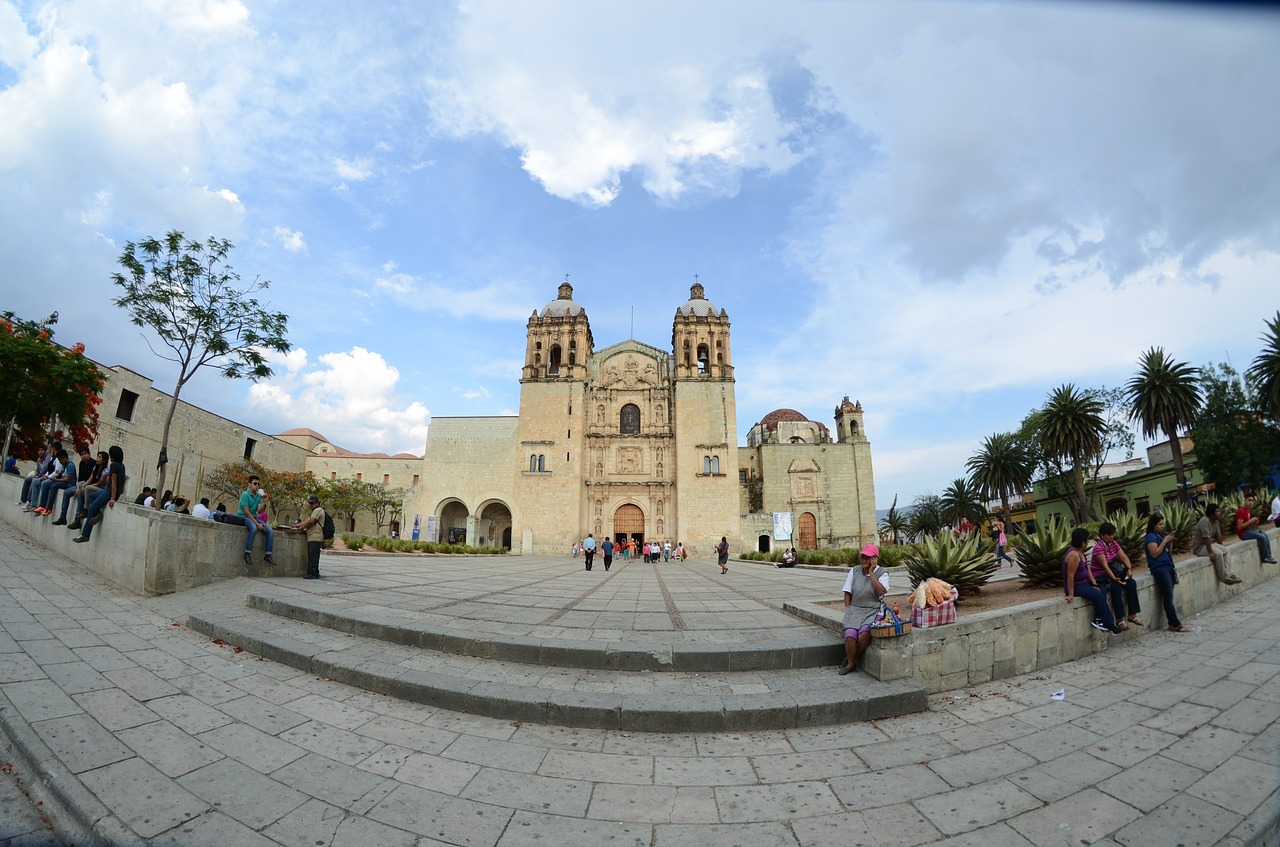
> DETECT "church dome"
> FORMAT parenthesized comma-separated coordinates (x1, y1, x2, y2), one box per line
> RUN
(760, 408, 810, 429)
(542, 282, 586, 317)
(676, 282, 724, 317)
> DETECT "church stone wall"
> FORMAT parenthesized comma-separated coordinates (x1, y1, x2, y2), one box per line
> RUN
(406, 417, 517, 542)
(512, 381, 589, 554)
(671, 379, 739, 558)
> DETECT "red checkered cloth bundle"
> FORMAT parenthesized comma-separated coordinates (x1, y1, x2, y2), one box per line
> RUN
(912, 587, 959, 628)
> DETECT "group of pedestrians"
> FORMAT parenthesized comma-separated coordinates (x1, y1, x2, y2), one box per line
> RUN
(577, 535, 688, 571)
(16, 440, 126, 544)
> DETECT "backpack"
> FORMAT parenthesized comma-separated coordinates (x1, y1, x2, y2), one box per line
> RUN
(321, 510, 336, 541)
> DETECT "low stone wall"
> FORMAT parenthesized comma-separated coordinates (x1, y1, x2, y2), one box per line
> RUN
(1, 472, 305, 595)
(787, 526, 1280, 693)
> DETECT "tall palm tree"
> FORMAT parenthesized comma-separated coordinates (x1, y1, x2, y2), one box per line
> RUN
(1247, 311, 1280, 421)
(940, 477, 985, 527)
(878, 500, 907, 546)
(1037, 384, 1105, 522)
(1125, 347, 1201, 493)
(965, 432, 1033, 520)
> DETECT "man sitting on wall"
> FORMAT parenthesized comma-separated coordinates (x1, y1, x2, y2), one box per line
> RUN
(1193, 503, 1241, 584)
(58, 449, 102, 527)
(73, 446, 125, 543)
(1236, 494, 1277, 564)
(239, 475, 274, 567)
(31, 448, 75, 516)
(192, 497, 212, 520)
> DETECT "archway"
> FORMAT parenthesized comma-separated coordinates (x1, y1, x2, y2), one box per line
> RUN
(613, 503, 645, 547)
(798, 512, 817, 549)
(439, 499, 469, 544)
(478, 500, 513, 549)
(757, 534, 771, 553)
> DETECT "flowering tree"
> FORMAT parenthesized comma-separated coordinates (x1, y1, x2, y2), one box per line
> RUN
(0, 312, 104, 460)
(112, 231, 290, 504)
(201, 459, 319, 520)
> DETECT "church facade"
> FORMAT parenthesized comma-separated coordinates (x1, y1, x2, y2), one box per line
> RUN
(404, 282, 878, 556)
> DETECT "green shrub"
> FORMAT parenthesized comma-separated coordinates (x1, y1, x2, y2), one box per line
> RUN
(341, 534, 363, 551)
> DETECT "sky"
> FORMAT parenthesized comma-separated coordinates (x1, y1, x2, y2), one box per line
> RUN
(2, 0, 1278, 509)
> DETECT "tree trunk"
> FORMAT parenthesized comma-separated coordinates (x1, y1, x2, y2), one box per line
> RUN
(1168, 426, 1188, 492)
(154, 388, 183, 505)
(1071, 455, 1091, 523)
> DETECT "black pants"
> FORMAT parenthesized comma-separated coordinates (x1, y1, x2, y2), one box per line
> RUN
(603, 554, 612, 570)
(584, 550, 594, 570)
(307, 541, 321, 577)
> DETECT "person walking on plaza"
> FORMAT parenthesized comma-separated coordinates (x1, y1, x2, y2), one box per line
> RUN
(839, 544, 888, 675)
(239, 475, 274, 567)
(601, 536, 614, 571)
(288, 494, 325, 579)
(1236, 495, 1276, 563)
(582, 533, 596, 570)
(1146, 513, 1190, 632)
(991, 517, 1014, 567)
(663, 540, 671, 561)
(1194, 503, 1240, 584)
(717, 536, 730, 574)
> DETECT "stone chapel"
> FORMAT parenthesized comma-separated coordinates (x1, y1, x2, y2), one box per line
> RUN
(404, 282, 878, 555)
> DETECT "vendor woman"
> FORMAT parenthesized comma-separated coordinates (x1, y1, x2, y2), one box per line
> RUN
(840, 544, 889, 675)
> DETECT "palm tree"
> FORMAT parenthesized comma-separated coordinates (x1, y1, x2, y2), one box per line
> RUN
(1037, 384, 1105, 523)
(1125, 347, 1201, 493)
(878, 498, 907, 546)
(1247, 311, 1280, 421)
(940, 477, 985, 527)
(966, 432, 1033, 520)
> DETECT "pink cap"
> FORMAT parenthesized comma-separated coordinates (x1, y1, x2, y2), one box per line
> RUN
(860, 543, 880, 557)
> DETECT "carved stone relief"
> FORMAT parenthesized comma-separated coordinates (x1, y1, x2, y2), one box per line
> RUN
(617, 447, 641, 474)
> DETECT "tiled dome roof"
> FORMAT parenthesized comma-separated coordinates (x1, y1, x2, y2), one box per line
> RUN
(542, 282, 586, 317)
(760, 408, 809, 429)
(676, 282, 724, 317)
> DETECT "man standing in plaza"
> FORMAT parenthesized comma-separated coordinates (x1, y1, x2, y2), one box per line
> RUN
(239, 475, 274, 567)
(288, 494, 325, 579)
(582, 533, 596, 571)
(601, 536, 614, 571)
(1236, 494, 1277, 564)
(1194, 503, 1240, 584)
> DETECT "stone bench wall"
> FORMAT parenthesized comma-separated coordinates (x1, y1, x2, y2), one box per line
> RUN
(1, 472, 305, 595)
(786, 525, 1279, 693)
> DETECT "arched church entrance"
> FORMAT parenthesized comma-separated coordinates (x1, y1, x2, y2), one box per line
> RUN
(613, 503, 645, 547)
(798, 512, 817, 549)
(478, 501, 513, 549)
(439, 500, 469, 544)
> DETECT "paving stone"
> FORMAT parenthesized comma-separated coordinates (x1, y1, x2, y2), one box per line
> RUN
(1006, 722, 1104, 763)
(217, 693, 310, 735)
(392, 751, 481, 794)
(117, 719, 224, 777)
(1212, 695, 1280, 736)
(71, 687, 157, 731)
(4, 679, 81, 721)
(927, 742, 1038, 789)
(258, 798, 346, 847)
(441, 734, 548, 773)
(102, 666, 182, 701)
(862, 801, 947, 846)
(279, 719, 385, 765)
(654, 755, 757, 786)
(714, 779, 844, 823)
(71, 645, 137, 672)
(365, 783, 513, 845)
(928, 821, 1036, 847)
(196, 723, 309, 774)
(749, 749, 869, 784)
(1160, 724, 1252, 770)
(461, 767, 590, 817)
(150, 810, 278, 847)
(1113, 792, 1243, 847)
(80, 757, 209, 838)
(852, 733, 959, 769)
(170, 670, 245, 704)
(1185, 753, 1278, 816)
(1095, 753, 1202, 813)
(654, 821, 797, 847)
(146, 693, 236, 734)
(357, 714, 458, 753)
(912, 778, 1042, 835)
(1139, 700, 1219, 735)
(20, 638, 78, 665)
(828, 764, 952, 810)
(270, 752, 392, 812)
(538, 748, 655, 784)
(177, 758, 309, 829)
(1007, 786, 1142, 845)
(1085, 724, 1178, 767)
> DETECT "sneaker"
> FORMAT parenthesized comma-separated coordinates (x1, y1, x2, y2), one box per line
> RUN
(72, 536, 87, 543)
(1090, 619, 1109, 633)
(264, 554, 275, 567)
(51, 518, 66, 526)
(86, 513, 102, 528)
(1265, 558, 1278, 564)
(1108, 626, 1123, 636)
(66, 520, 81, 531)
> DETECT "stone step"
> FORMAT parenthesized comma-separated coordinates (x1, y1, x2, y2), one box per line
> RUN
(245, 590, 846, 672)
(186, 606, 929, 732)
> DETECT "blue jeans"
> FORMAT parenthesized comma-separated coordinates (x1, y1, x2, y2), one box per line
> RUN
(39, 480, 73, 510)
(996, 545, 1014, 565)
(1106, 578, 1141, 622)
(1240, 529, 1273, 561)
(1072, 582, 1117, 631)
(1150, 567, 1182, 629)
(80, 487, 111, 540)
(244, 520, 274, 555)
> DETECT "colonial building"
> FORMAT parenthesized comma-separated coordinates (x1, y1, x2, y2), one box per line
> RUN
(406, 282, 879, 556)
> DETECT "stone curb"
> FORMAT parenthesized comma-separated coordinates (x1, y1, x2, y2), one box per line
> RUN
(246, 591, 845, 671)
(185, 611, 928, 731)
(0, 689, 145, 847)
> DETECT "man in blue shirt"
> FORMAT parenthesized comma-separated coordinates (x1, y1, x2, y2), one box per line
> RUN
(601, 537, 614, 571)
(582, 533, 596, 571)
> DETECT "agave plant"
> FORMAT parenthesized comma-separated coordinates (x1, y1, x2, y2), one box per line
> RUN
(903, 533, 999, 600)
(1157, 502, 1201, 553)
(1110, 512, 1148, 568)
(1009, 518, 1073, 588)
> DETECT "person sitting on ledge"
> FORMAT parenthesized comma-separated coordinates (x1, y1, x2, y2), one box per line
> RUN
(192, 497, 212, 520)
(778, 548, 797, 567)
(239, 475, 274, 567)
(1063, 527, 1121, 635)
(1194, 504, 1241, 584)
(63, 450, 105, 529)
(73, 445, 125, 543)
(839, 544, 888, 675)
(1236, 494, 1276, 564)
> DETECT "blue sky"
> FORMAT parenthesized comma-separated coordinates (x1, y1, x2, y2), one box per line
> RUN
(2, 1, 1278, 508)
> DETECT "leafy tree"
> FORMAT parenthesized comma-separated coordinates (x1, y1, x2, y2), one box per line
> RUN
(966, 432, 1034, 520)
(0, 312, 104, 460)
(112, 231, 290, 505)
(1125, 347, 1201, 493)
(1190, 363, 1280, 493)
(1028, 384, 1107, 523)
(1247, 311, 1280, 421)
(905, 492, 944, 539)
(939, 477, 986, 527)
(321, 478, 365, 531)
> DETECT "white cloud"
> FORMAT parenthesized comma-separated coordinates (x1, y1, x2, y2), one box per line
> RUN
(273, 225, 306, 252)
(454, 385, 492, 401)
(245, 346, 431, 455)
(334, 156, 373, 181)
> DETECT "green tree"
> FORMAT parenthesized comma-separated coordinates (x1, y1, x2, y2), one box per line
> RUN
(878, 495, 907, 546)
(112, 231, 290, 505)
(939, 477, 985, 527)
(966, 432, 1034, 521)
(0, 312, 104, 460)
(1190, 363, 1280, 493)
(200, 459, 319, 520)
(1031, 384, 1107, 523)
(906, 492, 944, 539)
(1247, 311, 1280, 421)
(1125, 347, 1201, 493)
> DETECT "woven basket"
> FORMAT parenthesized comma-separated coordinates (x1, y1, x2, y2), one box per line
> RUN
(870, 621, 912, 638)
